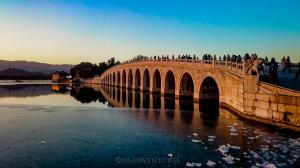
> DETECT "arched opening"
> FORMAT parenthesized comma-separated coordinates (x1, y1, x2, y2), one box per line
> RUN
(164, 71, 175, 95)
(122, 70, 126, 88)
(135, 69, 141, 90)
(164, 70, 175, 110)
(152, 69, 161, 93)
(179, 73, 194, 111)
(199, 77, 220, 114)
(179, 73, 194, 98)
(128, 69, 133, 89)
(117, 71, 121, 87)
(113, 72, 116, 86)
(143, 69, 150, 91)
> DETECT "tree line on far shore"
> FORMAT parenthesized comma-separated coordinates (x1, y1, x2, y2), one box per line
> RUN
(70, 57, 120, 79)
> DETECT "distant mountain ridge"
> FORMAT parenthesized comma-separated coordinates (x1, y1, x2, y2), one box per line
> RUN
(0, 68, 49, 79)
(0, 60, 74, 74)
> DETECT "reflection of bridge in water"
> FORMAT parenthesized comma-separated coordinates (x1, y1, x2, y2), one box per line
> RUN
(82, 83, 232, 130)
(85, 59, 300, 131)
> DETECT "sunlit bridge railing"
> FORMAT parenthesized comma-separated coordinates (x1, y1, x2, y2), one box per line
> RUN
(112, 58, 245, 76)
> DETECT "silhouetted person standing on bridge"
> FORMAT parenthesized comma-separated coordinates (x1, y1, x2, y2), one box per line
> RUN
(282, 56, 291, 73)
(268, 57, 279, 85)
(294, 62, 300, 80)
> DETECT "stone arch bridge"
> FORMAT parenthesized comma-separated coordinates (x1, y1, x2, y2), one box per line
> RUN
(85, 59, 300, 131)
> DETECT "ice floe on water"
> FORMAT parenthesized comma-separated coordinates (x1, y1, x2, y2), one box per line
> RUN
(230, 127, 237, 132)
(186, 162, 194, 167)
(264, 163, 277, 168)
(186, 121, 300, 167)
(193, 133, 198, 136)
(192, 162, 201, 167)
(186, 162, 202, 167)
(206, 160, 216, 167)
(222, 155, 235, 164)
(218, 145, 229, 155)
(192, 139, 201, 143)
(208, 136, 216, 139)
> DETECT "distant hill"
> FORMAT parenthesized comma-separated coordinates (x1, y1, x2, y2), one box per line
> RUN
(0, 68, 50, 79)
(0, 60, 74, 74)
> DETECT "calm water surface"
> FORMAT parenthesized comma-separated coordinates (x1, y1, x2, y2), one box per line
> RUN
(0, 84, 299, 168)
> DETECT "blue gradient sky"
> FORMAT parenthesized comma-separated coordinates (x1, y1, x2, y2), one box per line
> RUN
(0, 0, 300, 64)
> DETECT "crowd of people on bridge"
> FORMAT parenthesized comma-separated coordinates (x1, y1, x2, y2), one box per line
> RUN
(124, 53, 300, 84)
(254, 55, 300, 84)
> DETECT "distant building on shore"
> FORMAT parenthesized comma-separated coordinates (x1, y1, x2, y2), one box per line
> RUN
(51, 71, 71, 83)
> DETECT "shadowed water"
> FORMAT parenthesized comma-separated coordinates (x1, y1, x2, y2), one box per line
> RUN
(0, 84, 299, 168)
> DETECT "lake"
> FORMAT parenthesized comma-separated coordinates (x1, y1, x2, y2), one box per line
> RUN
(0, 84, 299, 168)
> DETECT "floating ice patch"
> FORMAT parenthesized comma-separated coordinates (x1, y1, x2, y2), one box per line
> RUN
(222, 155, 235, 164)
(230, 127, 237, 132)
(193, 133, 198, 136)
(192, 162, 202, 167)
(186, 162, 194, 167)
(167, 153, 173, 158)
(255, 163, 262, 167)
(208, 136, 216, 139)
(208, 138, 215, 142)
(230, 133, 238, 136)
(229, 145, 241, 150)
(40, 141, 46, 145)
(206, 160, 216, 167)
(192, 139, 201, 143)
(218, 145, 229, 155)
(264, 163, 277, 168)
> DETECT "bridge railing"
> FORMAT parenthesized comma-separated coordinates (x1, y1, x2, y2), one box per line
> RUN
(111, 58, 245, 76)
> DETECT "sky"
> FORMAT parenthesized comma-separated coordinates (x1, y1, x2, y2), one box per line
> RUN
(0, 0, 300, 64)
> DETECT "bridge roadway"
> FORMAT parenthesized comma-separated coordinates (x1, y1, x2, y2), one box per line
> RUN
(84, 59, 300, 131)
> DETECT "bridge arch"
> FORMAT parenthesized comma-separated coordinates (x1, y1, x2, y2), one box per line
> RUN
(117, 71, 121, 87)
(198, 74, 223, 97)
(153, 69, 161, 93)
(164, 70, 175, 95)
(135, 68, 141, 90)
(199, 77, 219, 100)
(179, 72, 194, 97)
(128, 69, 133, 89)
(143, 68, 150, 91)
(122, 70, 126, 88)
(199, 76, 220, 114)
